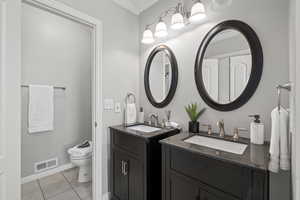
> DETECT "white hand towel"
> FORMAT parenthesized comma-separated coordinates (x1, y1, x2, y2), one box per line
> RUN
(279, 108, 290, 170)
(28, 85, 54, 133)
(269, 107, 290, 173)
(269, 108, 280, 173)
(125, 103, 137, 124)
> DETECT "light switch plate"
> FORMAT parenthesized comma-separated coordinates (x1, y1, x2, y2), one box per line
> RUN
(115, 102, 121, 113)
(104, 99, 114, 110)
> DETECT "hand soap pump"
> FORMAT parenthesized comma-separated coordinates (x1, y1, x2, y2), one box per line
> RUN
(249, 115, 264, 145)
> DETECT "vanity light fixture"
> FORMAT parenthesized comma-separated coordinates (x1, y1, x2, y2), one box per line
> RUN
(141, 0, 208, 44)
(155, 18, 168, 38)
(189, 0, 206, 23)
(171, 4, 185, 30)
(141, 26, 155, 44)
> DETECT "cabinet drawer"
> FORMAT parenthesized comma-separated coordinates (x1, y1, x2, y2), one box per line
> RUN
(170, 148, 248, 198)
(112, 130, 144, 157)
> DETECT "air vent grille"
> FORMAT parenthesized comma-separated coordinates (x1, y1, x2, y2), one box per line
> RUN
(34, 158, 58, 173)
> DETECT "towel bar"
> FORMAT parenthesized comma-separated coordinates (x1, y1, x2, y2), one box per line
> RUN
(21, 85, 66, 90)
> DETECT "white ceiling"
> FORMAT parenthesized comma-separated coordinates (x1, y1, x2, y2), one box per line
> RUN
(112, 0, 158, 15)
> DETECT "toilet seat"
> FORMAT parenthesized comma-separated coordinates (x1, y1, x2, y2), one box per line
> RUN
(70, 152, 92, 160)
(68, 141, 93, 158)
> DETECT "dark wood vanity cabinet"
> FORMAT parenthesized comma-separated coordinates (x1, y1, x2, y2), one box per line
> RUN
(110, 126, 180, 200)
(112, 148, 143, 200)
(162, 145, 269, 200)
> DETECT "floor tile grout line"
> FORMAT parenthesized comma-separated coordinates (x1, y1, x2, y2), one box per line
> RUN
(38, 173, 74, 200)
(37, 179, 47, 200)
(61, 171, 83, 200)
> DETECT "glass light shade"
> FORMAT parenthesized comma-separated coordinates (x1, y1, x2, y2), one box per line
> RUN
(141, 29, 154, 44)
(155, 21, 168, 38)
(189, 2, 206, 23)
(171, 12, 185, 30)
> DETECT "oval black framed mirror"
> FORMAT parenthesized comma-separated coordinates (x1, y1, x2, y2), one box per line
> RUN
(144, 45, 178, 108)
(195, 20, 263, 111)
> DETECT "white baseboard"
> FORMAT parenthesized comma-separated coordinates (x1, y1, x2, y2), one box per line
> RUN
(22, 163, 75, 184)
(102, 192, 110, 200)
(295, 177, 300, 200)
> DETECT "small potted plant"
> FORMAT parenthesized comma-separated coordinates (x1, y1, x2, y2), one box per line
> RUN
(185, 103, 206, 133)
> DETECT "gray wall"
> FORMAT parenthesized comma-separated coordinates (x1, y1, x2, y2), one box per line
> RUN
(139, 0, 290, 199)
(51, 0, 140, 195)
(21, 3, 92, 177)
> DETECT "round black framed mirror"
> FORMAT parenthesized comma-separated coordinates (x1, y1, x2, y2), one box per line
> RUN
(195, 20, 263, 111)
(144, 45, 178, 108)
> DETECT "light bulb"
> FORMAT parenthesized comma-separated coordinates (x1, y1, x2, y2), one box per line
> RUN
(189, 1, 206, 23)
(155, 19, 168, 38)
(141, 28, 154, 44)
(171, 12, 185, 30)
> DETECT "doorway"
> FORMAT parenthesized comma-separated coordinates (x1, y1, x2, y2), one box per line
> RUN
(20, 0, 102, 200)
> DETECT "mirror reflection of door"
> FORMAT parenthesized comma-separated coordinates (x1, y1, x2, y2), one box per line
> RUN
(203, 59, 219, 102)
(202, 29, 252, 104)
(164, 63, 171, 98)
(149, 51, 172, 103)
(230, 54, 252, 101)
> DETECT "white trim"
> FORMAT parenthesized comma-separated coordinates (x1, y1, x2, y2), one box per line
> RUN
(1, 0, 22, 199)
(0, 0, 6, 169)
(21, 1, 103, 199)
(22, 163, 75, 184)
(295, 0, 300, 198)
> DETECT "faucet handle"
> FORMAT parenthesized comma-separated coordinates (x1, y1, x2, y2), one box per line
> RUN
(217, 119, 224, 127)
(217, 120, 225, 137)
(233, 128, 248, 141)
(201, 124, 212, 135)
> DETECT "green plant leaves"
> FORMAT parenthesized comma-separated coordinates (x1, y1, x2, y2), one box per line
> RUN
(185, 103, 206, 122)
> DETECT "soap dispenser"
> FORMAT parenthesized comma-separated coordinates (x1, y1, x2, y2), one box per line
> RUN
(249, 115, 265, 145)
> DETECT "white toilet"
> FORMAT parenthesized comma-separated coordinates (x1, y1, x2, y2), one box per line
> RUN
(68, 141, 92, 183)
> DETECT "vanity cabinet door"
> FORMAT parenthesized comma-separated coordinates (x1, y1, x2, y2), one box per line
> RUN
(128, 155, 144, 200)
(200, 190, 239, 200)
(113, 148, 144, 200)
(113, 149, 129, 200)
(169, 173, 200, 200)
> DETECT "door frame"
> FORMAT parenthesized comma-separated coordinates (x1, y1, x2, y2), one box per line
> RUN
(21, 0, 103, 199)
(291, 0, 300, 199)
(0, 0, 22, 199)
(294, 0, 300, 198)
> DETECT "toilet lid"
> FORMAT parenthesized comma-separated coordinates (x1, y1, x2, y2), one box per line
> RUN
(68, 141, 93, 157)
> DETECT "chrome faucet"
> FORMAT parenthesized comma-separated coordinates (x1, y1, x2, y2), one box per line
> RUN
(149, 114, 159, 127)
(217, 120, 225, 137)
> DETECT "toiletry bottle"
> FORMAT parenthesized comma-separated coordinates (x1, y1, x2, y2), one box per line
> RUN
(249, 115, 265, 145)
(139, 107, 144, 123)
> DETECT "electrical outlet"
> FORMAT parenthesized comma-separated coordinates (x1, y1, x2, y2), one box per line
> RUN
(115, 102, 121, 113)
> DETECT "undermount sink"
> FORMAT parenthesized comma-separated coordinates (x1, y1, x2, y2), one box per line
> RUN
(184, 135, 248, 155)
(127, 125, 161, 133)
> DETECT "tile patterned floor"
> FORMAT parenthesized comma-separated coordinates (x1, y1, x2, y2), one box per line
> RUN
(22, 168, 92, 200)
